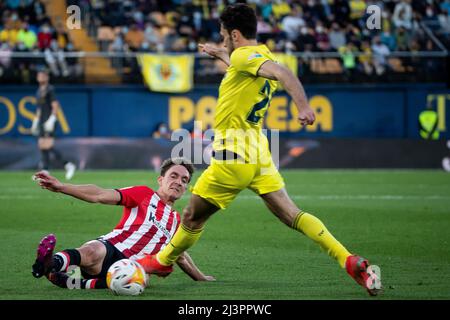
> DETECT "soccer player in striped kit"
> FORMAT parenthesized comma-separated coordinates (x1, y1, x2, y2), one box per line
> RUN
(31, 158, 215, 289)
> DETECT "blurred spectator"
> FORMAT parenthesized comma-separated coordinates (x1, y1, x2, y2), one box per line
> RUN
(338, 42, 357, 78)
(152, 122, 171, 140)
(381, 10, 393, 34)
(303, 0, 327, 23)
(55, 24, 70, 50)
(331, 0, 351, 25)
(380, 29, 397, 51)
(281, 5, 305, 41)
(441, 0, 450, 15)
(125, 24, 144, 51)
(271, 0, 291, 21)
(0, 42, 12, 69)
(17, 22, 37, 50)
(329, 23, 347, 51)
(143, 22, 160, 51)
(358, 40, 374, 76)
(44, 40, 69, 77)
(256, 13, 274, 43)
(0, 22, 19, 46)
(315, 23, 331, 52)
(395, 26, 410, 51)
(258, 0, 273, 20)
(295, 27, 316, 52)
(371, 36, 391, 75)
(349, 0, 366, 27)
(345, 23, 362, 48)
(438, 9, 450, 35)
(37, 23, 52, 49)
(97, 25, 115, 52)
(423, 3, 439, 26)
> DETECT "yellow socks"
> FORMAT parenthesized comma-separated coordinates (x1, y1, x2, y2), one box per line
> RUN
(157, 224, 204, 266)
(293, 211, 351, 268)
(157, 212, 350, 268)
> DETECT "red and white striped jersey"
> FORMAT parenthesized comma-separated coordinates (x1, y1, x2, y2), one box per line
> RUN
(100, 186, 180, 260)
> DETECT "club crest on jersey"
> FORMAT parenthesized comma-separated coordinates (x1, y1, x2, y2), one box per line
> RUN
(248, 53, 263, 60)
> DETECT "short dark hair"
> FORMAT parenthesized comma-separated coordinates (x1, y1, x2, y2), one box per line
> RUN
(160, 157, 195, 182)
(37, 65, 50, 74)
(220, 3, 257, 40)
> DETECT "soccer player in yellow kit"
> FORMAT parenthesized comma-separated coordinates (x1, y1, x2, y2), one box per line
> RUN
(138, 4, 381, 296)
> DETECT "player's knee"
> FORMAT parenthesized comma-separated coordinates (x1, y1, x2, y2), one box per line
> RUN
(182, 206, 195, 223)
(78, 243, 104, 267)
(182, 206, 204, 229)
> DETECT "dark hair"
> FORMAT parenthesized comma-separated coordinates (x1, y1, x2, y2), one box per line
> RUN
(220, 3, 257, 40)
(37, 65, 50, 74)
(160, 157, 195, 182)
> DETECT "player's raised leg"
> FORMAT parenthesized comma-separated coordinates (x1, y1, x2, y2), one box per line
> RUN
(137, 194, 219, 275)
(260, 188, 382, 296)
(32, 235, 110, 289)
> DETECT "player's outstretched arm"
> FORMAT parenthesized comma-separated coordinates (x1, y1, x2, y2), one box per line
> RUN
(33, 171, 120, 205)
(258, 61, 315, 126)
(176, 251, 216, 281)
(199, 43, 230, 66)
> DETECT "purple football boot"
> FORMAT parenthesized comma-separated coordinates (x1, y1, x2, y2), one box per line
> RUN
(32, 234, 56, 278)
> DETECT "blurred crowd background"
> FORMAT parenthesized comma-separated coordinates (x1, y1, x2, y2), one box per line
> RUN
(0, 0, 449, 85)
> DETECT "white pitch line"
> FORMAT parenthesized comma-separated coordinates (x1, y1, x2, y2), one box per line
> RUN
(233, 195, 450, 201)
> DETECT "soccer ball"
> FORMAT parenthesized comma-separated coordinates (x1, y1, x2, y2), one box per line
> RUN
(106, 259, 148, 296)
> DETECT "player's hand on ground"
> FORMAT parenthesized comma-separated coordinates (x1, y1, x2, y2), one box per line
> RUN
(33, 171, 63, 192)
(297, 106, 316, 126)
(199, 275, 216, 281)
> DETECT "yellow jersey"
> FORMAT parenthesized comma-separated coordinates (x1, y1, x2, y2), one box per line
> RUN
(213, 44, 278, 163)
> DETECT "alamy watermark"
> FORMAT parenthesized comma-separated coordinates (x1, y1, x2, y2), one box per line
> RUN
(169, 121, 280, 172)
(66, 5, 81, 30)
(366, 5, 382, 30)
(366, 265, 382, 291)
(65, 265, 82, 289)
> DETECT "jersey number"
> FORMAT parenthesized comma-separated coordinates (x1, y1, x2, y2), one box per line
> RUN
(246, 80, 271, 124)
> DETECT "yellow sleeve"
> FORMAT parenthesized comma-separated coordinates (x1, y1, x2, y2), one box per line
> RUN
(230, 48, 270, 76)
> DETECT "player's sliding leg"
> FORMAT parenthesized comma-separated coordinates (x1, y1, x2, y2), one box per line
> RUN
(260, 188, 382, 296)
(47, 272, 108, 289)
(32, 236, 84, 278)
(32, 236, 110, 287)
(137, 194, 219, 275)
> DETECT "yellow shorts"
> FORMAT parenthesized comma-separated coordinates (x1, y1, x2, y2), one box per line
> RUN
(191, 157, 285, 209)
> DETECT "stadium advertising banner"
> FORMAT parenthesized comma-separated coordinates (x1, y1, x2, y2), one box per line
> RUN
(0, 89, 90, 137)
(0, 84, 448, 138)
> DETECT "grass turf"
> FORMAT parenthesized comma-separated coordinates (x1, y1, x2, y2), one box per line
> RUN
(0, 169, 449, 300)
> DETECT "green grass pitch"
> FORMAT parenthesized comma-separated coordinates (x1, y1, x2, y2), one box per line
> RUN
(0, 169, 449, 300)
